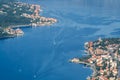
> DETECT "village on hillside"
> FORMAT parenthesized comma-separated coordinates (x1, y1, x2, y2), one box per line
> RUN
(70, 38, 120, 80)
(0, 1, 57, 38)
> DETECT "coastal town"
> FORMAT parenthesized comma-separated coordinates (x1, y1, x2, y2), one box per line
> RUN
(20, 3, 57, 26)
(0, 1, 57, 38)
(70, 38, 120, 80)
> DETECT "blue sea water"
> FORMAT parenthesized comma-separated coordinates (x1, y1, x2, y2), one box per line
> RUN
(1, 0, 120, 80)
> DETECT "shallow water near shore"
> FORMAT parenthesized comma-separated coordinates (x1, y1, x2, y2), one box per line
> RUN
(0, 0, 120, 80)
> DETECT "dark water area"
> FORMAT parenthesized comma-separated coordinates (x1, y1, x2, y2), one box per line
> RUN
(0, 0, 120, 80)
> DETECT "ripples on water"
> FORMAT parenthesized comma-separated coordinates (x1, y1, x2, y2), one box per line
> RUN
(0, 0, 120, 80)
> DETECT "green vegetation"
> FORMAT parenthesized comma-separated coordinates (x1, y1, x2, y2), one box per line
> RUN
(0, 28, 13, 38)
(0, 0, 57, 38)
(79, 55, 92, 61)
(0, 1, 34, 38)
(0, 2, 34, 27)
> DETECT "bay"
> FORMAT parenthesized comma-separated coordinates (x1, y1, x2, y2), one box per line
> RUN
(0, 0, 120, 80)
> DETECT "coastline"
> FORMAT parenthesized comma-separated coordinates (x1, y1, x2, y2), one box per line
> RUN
(0, 19, 57, 39)
(0, 1, 57, 39)
(70, 38, 120, 80)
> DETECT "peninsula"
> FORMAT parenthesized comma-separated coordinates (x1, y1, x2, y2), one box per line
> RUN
(70, 38, 120, 80)
(0, 0, 57, 38)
